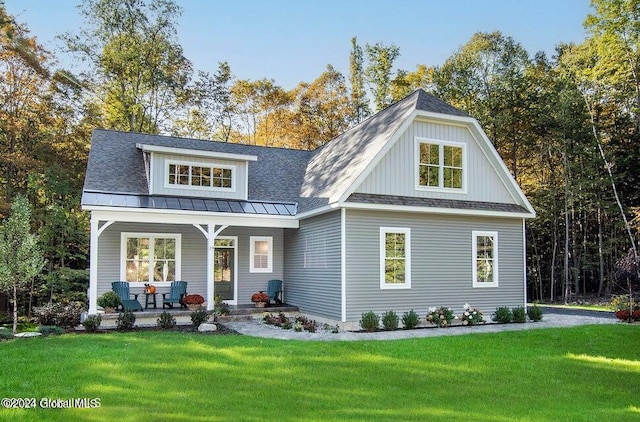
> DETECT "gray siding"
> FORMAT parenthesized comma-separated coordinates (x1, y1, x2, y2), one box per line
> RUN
(217, 226, 284, 304)
(96, 222, 283, 305)
(151, 152, 248, 199)
(284, 211, 342, 320)
(97, 222, 207, 299)
(355, 120, 516, 203)
(344, 209, 524, 322)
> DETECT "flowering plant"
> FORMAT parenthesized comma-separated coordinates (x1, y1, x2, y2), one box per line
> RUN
(461, 303, 484, 326)
(182, 294, 205, 305)
(251, 292, 270, 303)
(426, 306, 455, 327)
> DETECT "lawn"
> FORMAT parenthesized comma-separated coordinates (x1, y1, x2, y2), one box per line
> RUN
(1, 325, 639, 422)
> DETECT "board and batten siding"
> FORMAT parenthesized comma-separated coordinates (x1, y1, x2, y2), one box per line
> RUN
(355, 119, 516, 204)
(344, 209, 525, 322)
(284, 210, 342, 320)
(96, 222, 283, 305)
(216, 226, 284, 305)
(96, 222, 208, 299)
(150, 152, 248, 200)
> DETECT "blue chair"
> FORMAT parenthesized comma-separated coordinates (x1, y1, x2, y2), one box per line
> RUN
(162, 281, 188, 309)
(111, 281, 144, 312)
(267, 279, 283, 305)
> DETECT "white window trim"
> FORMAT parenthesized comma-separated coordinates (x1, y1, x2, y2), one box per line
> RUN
(165, 159, 237, 192)
(250, 236, 273, 273)
(120, 232, 182, 285)
(472, 230, 498, 288)
(414, 137, 467, 194)
(379, 227, 411, 290)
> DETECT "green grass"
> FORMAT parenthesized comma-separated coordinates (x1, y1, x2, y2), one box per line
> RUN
(1, 325, 639, 421)
(533, 303, 612, 312)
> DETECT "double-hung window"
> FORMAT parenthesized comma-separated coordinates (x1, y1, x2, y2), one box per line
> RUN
(416, 138, 465, 191)
(121, 233, 181, 283)
(250, 236, 273, 273)
(472, 231, 498, 287)
(380, 227, 411, 289)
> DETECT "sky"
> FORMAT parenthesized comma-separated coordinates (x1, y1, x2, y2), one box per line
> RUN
(5, 0, 592, 90)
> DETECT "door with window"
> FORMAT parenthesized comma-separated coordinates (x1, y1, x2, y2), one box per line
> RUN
(213, 237, 236, 302)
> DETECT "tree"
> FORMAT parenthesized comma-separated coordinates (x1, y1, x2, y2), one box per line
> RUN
(0, 195, 45, 334)
(349, 36, 370, 123)
(390, 64, 434, 102)
(365, 42, 400, 111)
(63, 0, 192, 133)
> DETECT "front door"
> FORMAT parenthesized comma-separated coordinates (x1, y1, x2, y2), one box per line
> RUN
(214, 237, 236, 303)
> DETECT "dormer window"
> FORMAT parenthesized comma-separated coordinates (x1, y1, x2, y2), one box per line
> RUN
(415, 138, 465, 192)
(167, 161, 235, 191)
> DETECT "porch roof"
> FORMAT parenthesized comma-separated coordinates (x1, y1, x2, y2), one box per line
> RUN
(82, 191, 297, 216)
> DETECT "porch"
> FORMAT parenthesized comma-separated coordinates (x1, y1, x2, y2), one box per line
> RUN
(96, 303, 300, 328)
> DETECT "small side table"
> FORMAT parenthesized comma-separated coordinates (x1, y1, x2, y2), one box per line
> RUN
(144, 293, 157, 309)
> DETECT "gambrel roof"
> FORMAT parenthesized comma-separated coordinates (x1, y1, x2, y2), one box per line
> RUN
(82, 89, 535, 218)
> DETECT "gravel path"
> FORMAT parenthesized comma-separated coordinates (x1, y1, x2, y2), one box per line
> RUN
(221, 313, 620, 342)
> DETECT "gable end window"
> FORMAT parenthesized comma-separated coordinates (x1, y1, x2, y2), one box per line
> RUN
(250, 236, 273, 273)
(167, 161, 235, 191)
(416, 138, 465, 191)
(472, 231, 498, 287)
(380, 227, 411, 289)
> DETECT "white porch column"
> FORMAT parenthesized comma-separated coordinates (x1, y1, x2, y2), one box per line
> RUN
(206, 223, 215, 311)
(88, 217, 99, 314)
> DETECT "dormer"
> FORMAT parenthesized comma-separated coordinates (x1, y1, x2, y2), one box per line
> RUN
(136, 143, 257, 200)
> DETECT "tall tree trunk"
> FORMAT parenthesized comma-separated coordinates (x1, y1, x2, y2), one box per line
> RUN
(12, 283, 17, 335)
(597, 205, 605, 296)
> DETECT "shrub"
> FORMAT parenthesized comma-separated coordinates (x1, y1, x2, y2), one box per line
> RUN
(492, 307, 513, 323)
(295, 315, 317, 332)
(82, 315, 102, 333)
(215, 302, 230, 316)
(37, 325, 65, 336)
(359, 311, 379, 332)
(116, 311, 136, 330)
(33, 302, 84, 328)
(0, 327, 12, 340)
(461, 303, 484, 326)
(157, 311, 176, 329)
(97, 291, 122, 309)
(381, 310, 399, 330)
(527, 304, 543, 322)
(512, 306, 527, 323)
(190, 309, 209, 327)
(402, 310, 420, 329)
(426, 306, 455, 327)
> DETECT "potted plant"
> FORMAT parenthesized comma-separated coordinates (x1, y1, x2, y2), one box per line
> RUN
(251, 292, 270, 308)
(97, 291, 122, 313)
(182, 294, 205, 310)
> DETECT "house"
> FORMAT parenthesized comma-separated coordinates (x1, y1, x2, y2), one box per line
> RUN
(82, 89, 536, 327)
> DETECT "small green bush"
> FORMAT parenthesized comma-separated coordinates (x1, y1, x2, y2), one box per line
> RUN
(381, 310, 399, 330)
(157, 311, 176, 329)
(0, 327, 12, 340)
(116, 311, 136, 330)
(82, 315, 102, 333)
(492, 307, 513, 324)
(528, 304, 543, 322)
(190, 309, 209, 328)
(359, 311, 379, 332)
(97, 291, 122, 309)
(512, 306, 527, 323)
(37, 325, 65, 336)
(402, 310, 420, 329)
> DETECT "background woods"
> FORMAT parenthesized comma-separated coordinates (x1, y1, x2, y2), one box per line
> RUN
(1, 0, 639, 319)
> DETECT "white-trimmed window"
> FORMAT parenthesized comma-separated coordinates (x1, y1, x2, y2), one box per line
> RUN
(380, 227, 411, 289)
(167, 160, 235, 191)
(416, 138, 465, 191)
(472, 231, 498, 287)
(250, 236, 273, 273)
(121, 233, 181, 283)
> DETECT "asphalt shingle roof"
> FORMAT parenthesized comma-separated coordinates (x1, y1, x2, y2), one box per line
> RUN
(83, 90, 527, 216)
